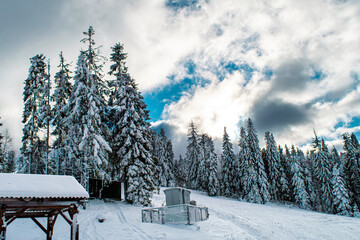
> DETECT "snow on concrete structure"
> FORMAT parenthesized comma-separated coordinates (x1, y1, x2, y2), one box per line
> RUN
(142, 188, 208, 225)
(0, 173, 89, 240)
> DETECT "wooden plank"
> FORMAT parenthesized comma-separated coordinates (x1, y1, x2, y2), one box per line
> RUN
(59, 210, 72, 225)
(31, 217, 47, 234)
(6, 207, 28, 225)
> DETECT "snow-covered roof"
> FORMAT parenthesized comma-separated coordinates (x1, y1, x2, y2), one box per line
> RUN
(0, 173, 89, 199)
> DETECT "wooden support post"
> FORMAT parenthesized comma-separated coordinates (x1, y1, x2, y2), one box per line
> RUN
(46, 214, 58, 240)
(69, 206, 79, 240)
(70, 213, 79, 240)
(0, 207, 6, 240)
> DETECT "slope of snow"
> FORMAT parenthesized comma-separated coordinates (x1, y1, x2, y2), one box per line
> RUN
(6, 188, 360, 240)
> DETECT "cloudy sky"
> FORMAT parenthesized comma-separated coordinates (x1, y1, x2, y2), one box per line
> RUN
(1, 0, 360, 156)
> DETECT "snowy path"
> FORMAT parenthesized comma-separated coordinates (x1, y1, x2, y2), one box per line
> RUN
(6, 189, 360, 240)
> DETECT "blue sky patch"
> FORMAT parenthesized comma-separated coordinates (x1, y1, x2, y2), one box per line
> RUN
(144, 64, 210, 121)
(309, 66, 327, 81)
(216, 61, 256, 83)
(351, 71, 359, 82)
(165, 0, 203, 11)
(333, 115, 360, 131)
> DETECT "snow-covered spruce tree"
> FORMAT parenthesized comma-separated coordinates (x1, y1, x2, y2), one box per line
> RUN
(0, 117, 3, 171)
(108, 42, 155, 205)
(19, 54, 48, 174)
(331, 162, 352, 216)
(155, 129, 175, 187)
(4, 150, 16, 173)
(63, 53, 111, 190)
(204, 135, 220, 196)
(342, 133, 360, 215)
(38, 59, 53, 174)
(312, 133, 333, 213)
(221, 127, 238, 197)
(305, 150, 318, 208)
(238, 126, 261, 202)
(297, 149, 315, 209)
(290, 148, 310, 209)
(264, 132, 287, 201)
(197, 134, 219, 194)
(198, 134, 209, 191)
(51, 52, 72, 175)
(186, 122, 201, 189)
(174, 154, 187, 187)
(246, 118, 270, 203)
(107, 42, 129, 180)
(80, 26, 107, 97)
(276, 145, 290, 201)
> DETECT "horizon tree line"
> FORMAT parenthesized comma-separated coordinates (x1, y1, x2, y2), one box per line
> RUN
(175, 119, 360, 218)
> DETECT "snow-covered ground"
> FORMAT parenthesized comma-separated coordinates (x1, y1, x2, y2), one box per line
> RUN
(7, 188, 360, 240)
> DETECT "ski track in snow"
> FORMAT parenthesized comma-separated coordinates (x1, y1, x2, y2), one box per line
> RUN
(210, 208, 269, 240)
(114, 203, 153, 240)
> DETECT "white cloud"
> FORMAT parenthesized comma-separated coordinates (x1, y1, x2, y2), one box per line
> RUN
(1, 0, 360, 154)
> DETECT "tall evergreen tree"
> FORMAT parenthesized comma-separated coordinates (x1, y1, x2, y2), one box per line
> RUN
(197, 134, 219, 195)
(238, 126, 257, 201)
(63, 53, 111, 190)
(281, 145, 294, 201)
(0, 117, 3, 171)
(278, 145, 291, 201)
(186, 122, 200, 189)
(107, 43, 129, 180)
(80, 26, 107, 96)
(312, 133, 333, 213)
(342, 133, 360, 214)
(155, 129, 175, 187)
(204, 135, 220, 196)
(331, 162, 352, 216)
(38, 60, 52, 174)
(263, 132, 287, 201)
(290, 148, 310, 209)
(306, 150, 318, 208)
(221, 127, 238, 197)
(51, 52, 72, 175)
(4, 151, 16, 173)
(108, 42, 155, 205)
(174, 154, 187, 187)
(246, 118, 270, 203)
(198, 134, 209, 191)
(19, 54, 48, 174)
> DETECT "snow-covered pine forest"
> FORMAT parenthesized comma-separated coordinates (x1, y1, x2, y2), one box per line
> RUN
(0, 27, 360, 218)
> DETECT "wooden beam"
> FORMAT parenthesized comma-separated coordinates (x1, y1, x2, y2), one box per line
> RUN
(0, 207, 6, 240)
(6, 207, 28, 225)
(59, 210, 72, 225)
(31, 217, 47, 234)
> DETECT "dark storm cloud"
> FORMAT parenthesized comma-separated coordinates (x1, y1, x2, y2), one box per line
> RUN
(253, 99, 312, 132)
(249, 58, 316, 132)
(0, 0, 62, 53)
(271, 59, 310, 93)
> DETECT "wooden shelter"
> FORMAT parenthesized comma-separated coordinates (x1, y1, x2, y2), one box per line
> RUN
(0, 173, 89, 240)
